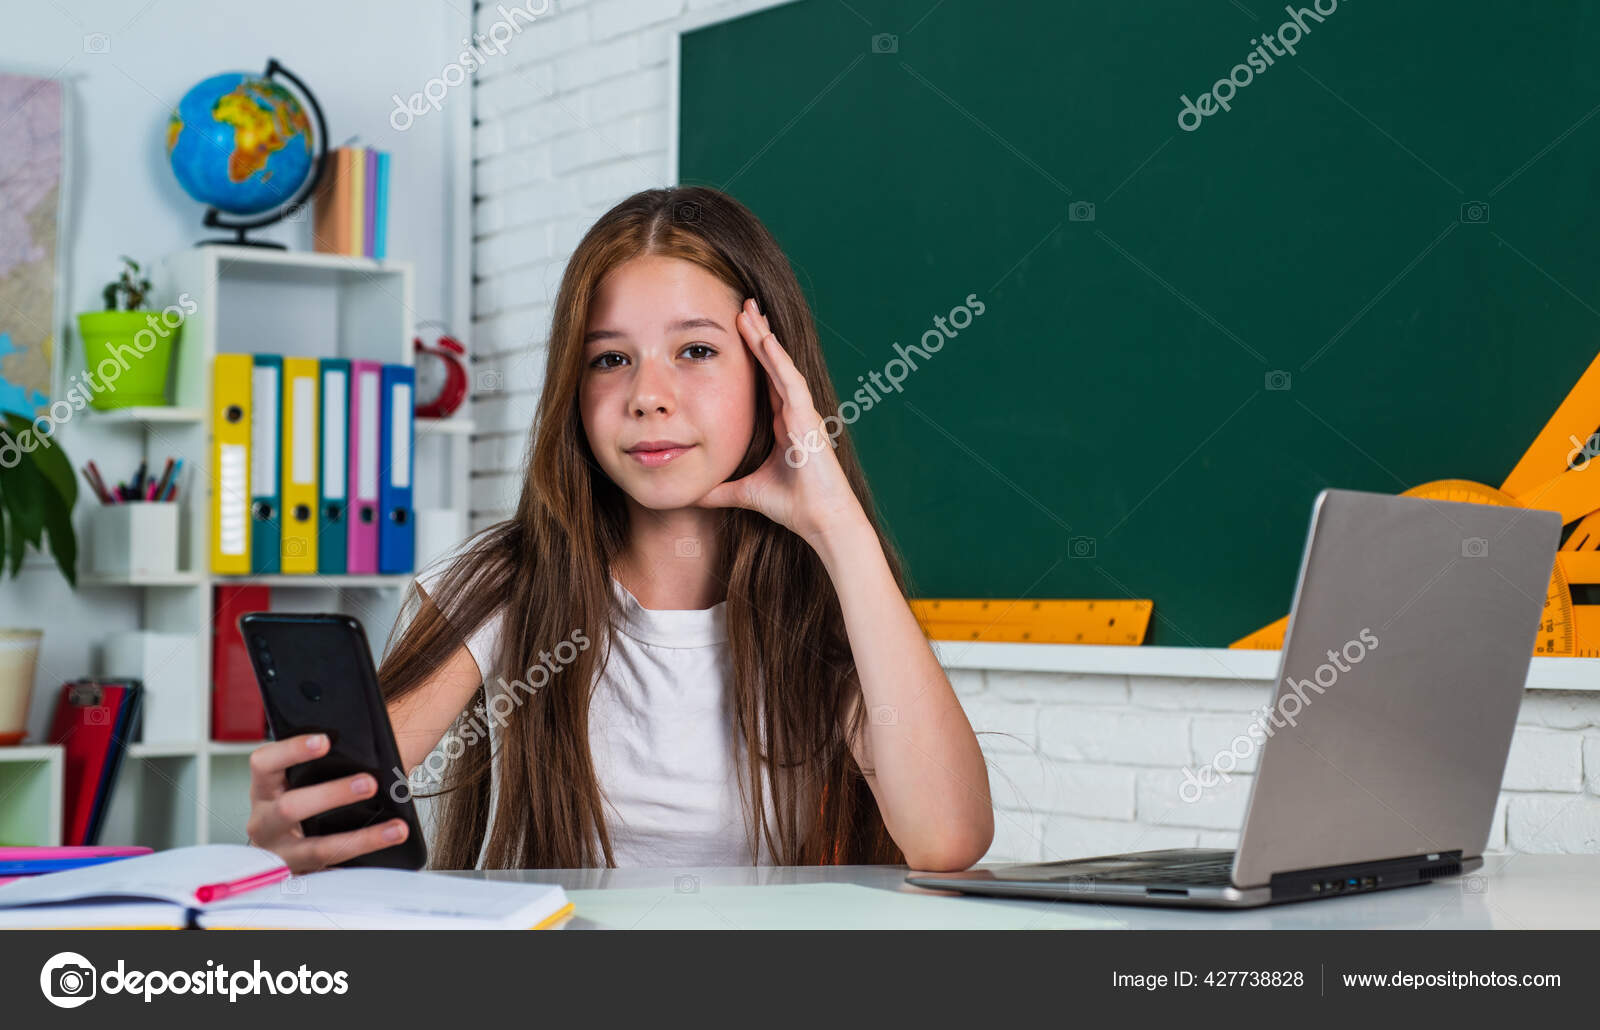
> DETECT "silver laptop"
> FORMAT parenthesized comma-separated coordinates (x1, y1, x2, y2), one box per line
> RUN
(908, 488, 1560, 907)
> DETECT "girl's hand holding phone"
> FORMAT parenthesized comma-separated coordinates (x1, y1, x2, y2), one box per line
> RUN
(245, 733, 411, 874)
(693, 297, 871, 548)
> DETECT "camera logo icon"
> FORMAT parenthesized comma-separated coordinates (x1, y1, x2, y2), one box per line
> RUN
(674, 874, 700, 894)
(1068, 201, 1096, 222)
(1069, 535, 1096, 559)
(1460, 201, 1490, 224)
(40, 951, 97, 1008)
(1462, 537, 1489, 558)
(85, 706, 111, 726)
(870, 33, 898, 53)
(1265, 370, 1292, 391)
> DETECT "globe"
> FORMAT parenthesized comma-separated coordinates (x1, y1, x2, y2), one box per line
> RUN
(166, 71, 315, 218)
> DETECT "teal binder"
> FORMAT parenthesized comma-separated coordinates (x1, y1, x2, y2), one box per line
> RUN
(317, 358, 350, 573)
(249, 354, 282, 574)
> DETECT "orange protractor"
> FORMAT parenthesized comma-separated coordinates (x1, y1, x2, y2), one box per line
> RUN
(1229, 479, 1574, 655)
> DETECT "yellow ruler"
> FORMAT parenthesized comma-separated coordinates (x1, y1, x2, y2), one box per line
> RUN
(1232, 341, 1600, 655)
(912, 598, 1153, 644)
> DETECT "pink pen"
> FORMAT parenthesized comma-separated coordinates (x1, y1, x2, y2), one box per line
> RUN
(194, 865, 291, 904)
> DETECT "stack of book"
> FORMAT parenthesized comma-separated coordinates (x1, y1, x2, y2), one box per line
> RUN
(312, 145, 390, 258)
(0, 845, 574, 929)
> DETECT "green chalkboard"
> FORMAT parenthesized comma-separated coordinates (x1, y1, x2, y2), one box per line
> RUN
(678, 0, 1600, 645)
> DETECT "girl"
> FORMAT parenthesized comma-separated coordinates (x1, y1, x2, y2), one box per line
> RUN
(246, 186, 993, 872)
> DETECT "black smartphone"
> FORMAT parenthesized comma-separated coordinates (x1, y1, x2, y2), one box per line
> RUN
(237, 612, 427, 869)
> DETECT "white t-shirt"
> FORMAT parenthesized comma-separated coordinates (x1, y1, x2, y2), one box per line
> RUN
(415, 559, 772, 868)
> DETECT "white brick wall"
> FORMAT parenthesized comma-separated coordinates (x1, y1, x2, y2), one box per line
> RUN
(464, 3, 1600, 865)
(954, 671, 1600, 864)
(469, 0, 789, 531)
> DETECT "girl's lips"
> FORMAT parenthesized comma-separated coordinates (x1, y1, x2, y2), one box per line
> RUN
(627, 444, 695, 468)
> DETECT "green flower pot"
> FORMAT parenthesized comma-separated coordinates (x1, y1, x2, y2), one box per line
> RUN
(76, 310, 180, 409)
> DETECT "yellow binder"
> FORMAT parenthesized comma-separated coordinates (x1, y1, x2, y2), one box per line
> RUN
(210, 354, 253, 574)
(281, 357, 319, 572)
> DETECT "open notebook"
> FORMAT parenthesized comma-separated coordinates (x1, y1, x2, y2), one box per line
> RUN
(0, 844, 574, 930)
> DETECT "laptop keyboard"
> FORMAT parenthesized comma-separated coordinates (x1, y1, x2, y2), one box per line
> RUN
(1044, 849, 1237, 887)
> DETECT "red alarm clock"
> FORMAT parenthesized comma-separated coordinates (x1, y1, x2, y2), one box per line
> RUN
(414, 323, 468, 418)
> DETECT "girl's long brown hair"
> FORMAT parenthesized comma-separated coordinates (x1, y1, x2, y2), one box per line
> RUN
(378, 186, 910, 869)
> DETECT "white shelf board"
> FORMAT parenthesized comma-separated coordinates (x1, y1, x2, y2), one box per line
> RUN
(81, 571, 414, 588)
(89, 406, 205, 424)
(212, 573, 414, 588)
(417, 417, 475, 435)
(0, 744, 63, 763)
(929, 640, 1600, 692)
(208, 244, 409, 277)
(127, 741, 203, 760)
(78, 571, 206, 588)
(207, 741, 266, 757)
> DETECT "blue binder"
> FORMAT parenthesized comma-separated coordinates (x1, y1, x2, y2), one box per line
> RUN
(249, 354, 283, 574)
(378, 363, 415, 573)
(318, 358, 351, 574)
(373, 151, 390, 260)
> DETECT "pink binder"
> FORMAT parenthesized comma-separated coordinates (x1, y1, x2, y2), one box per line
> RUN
(347, 359, 383, 573)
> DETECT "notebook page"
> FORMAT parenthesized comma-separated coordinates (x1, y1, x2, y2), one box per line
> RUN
(199, 868, 570, 929)
(0, 844, 285, 909)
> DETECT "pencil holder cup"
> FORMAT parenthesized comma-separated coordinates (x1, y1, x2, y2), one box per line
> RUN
(89, 502, 179, 578)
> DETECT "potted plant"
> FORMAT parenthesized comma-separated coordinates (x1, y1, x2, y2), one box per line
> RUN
(0, 408, 77, 743)
(75, 256, 180, 410)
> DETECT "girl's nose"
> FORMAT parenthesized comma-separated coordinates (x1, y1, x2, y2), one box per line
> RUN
(628, 358, 675, 417)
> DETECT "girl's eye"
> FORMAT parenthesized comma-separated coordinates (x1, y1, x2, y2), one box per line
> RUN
(587, 345, 715, 370)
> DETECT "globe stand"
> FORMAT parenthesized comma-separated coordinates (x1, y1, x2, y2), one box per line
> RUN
(192, 58, 328, 250)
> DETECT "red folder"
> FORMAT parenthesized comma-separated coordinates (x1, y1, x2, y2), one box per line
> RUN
(212, 585, 270, 741)
(48, 681, 138, 847)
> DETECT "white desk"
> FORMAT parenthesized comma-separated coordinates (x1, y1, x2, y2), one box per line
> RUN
(448, 853, 1600, 930)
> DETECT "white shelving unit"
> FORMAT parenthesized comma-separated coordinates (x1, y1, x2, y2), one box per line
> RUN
(0, 746, 63, 846)
(25, 244, 475, 852)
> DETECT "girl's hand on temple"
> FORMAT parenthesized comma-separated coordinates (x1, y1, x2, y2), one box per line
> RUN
(694, 297, 870, 547)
